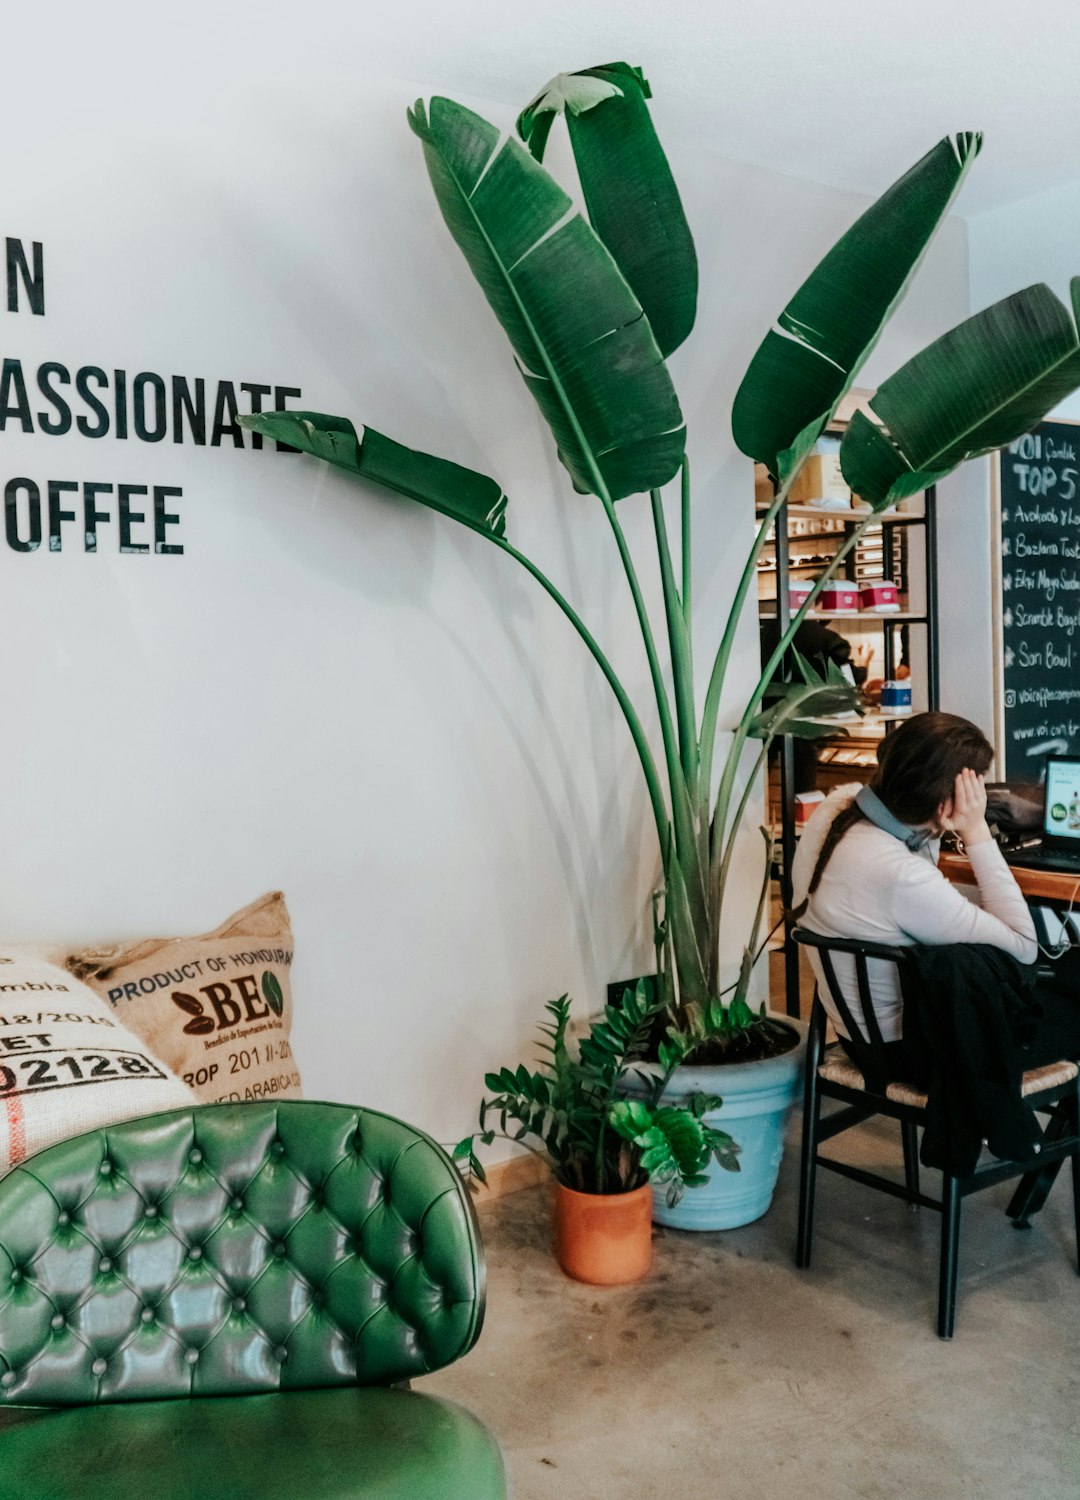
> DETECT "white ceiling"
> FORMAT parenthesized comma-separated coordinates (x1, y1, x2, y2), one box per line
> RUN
(21, 0, 1080, 217)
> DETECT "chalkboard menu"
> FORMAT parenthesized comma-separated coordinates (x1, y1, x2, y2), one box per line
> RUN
(999, 419, 1080, 779)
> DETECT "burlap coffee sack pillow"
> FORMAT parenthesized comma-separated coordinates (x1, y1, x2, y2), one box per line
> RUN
(0, 950, 194, 1175)
(66, 892, 302, 1105)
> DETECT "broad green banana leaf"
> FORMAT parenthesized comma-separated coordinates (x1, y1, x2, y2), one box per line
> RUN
(409, 96, 685, 501)
(840, 280, 1080, 508)
(750, 677, 861, 741)
(237, 410, 508, 536)
(732, 134, 982, 478)
(517, 62, 698, 358)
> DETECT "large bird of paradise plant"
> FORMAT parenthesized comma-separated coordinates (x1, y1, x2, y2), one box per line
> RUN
(242, 62, 1080, 1065)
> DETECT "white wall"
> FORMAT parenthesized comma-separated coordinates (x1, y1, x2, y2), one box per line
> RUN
(0, 7, 970, 1154)
(971, 181, 1080, 423)
(935, 457, 1000, 750)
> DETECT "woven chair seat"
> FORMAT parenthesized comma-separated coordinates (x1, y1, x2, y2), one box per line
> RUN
(818, 1052, 1079, 1110)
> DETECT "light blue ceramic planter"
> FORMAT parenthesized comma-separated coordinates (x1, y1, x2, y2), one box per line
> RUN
(635, 1014, 807, 1231)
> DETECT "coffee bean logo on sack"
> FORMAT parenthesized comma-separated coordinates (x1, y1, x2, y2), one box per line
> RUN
(171, 971, 283, 1035)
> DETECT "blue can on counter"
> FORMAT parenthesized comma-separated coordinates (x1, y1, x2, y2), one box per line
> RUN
(880, 680, 913, 715)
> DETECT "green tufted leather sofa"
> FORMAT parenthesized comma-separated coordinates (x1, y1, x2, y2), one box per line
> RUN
(0, 1100, 506, 1499)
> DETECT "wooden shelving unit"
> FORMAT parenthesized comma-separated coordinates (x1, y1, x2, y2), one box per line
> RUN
(760, 423, 940, 1019)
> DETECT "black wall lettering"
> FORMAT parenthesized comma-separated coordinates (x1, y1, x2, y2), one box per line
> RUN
(5, 239, 44, 316)
(75, 367, 109, 438)
(5, 478, 41, 552)
(153, 486, 183, 555)
(36, 362, 71, 435)
(240, 382, 271, 451)
(0, 359, 32, 432)
(172, 376, 206, 445)
(47, 480, 77, 552)
(83, 483, 112, 553)
(114, 369, 128, 440)
(133, 372, 166, 442)
(118, 484, 148, 553)
(211, 381, 243, 448)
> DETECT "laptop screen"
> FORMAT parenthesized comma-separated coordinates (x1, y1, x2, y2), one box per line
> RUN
(1044, 757, 1080, 841)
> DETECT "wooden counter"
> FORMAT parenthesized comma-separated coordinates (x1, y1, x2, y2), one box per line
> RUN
(939, 849, 1080, 905)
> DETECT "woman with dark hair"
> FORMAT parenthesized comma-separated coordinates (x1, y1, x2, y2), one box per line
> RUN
(792, 713, 1047, 1074)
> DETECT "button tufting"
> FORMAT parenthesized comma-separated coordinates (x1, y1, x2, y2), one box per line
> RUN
(57, 1211, 71, 1228)
(144, 1204, 159, 1221)
(1, 1372, 16, 1389)
(272, 1241, 287, 1259)
(9, 1269, 22, 1286)
(98, 1159, 112, 1177)
(232, 1296, 246, 1314)
(92, 1358, 107, 1377)
(271, 1139, 286, 1159)
(50, 1314, 64, 1330)
(185, 1348, 199, 1365)
(230, 1196, 244, 1212)
(273, 1346, 288, 1363)
(98, 1258, 113, 1275)
(141, 1307, 155, 1324)
(187, 1246, 203, 1263)
(188, 1148, 203, 1166)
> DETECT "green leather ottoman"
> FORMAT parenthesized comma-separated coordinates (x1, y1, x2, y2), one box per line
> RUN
(0, 1101, 505, 1499)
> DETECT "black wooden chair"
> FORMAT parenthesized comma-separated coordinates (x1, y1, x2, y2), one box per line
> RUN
(793, 929, 1080, 1338)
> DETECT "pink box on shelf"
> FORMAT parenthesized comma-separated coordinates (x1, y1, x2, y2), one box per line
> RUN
(817, 580, 859, 615)
(859, 581, 900, 613)
(789, 578, 814, 612)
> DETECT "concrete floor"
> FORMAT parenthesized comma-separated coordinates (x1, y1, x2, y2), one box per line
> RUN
(427, 1116, 1080, 1499)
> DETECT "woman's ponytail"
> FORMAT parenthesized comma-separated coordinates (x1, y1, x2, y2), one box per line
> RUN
(788, 801, 866, 922)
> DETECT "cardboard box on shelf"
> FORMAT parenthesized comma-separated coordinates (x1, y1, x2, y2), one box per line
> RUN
(788, 453, 851, 508)
(754, 464, 774, 509)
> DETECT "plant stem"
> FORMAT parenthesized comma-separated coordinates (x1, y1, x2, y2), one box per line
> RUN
(650, 487, 698, 789)
(594, 1117, 609, 1194)
(600, 494, 683, 804)
(601, 496, 704, 933)
(698, 483, 790, 800)
(489, 532, 669, 852)
(680, 456, 692, 628)
(714, 742, 768, 917)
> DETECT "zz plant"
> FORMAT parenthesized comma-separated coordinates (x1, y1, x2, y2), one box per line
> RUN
(455, 982, 739, 1205)
(241, 61, 1080, 1062)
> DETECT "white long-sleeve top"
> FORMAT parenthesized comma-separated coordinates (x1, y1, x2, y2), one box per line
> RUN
(792, 784, 1038, 1043)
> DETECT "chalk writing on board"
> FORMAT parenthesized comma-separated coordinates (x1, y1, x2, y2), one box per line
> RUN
(1000, 422, 1080, 779)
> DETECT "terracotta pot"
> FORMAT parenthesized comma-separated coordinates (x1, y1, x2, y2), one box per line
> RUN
(552, 1181, 653, 1285)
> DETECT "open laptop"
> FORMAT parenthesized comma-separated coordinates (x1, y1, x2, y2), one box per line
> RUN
(1004, 754, 1080, 872)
